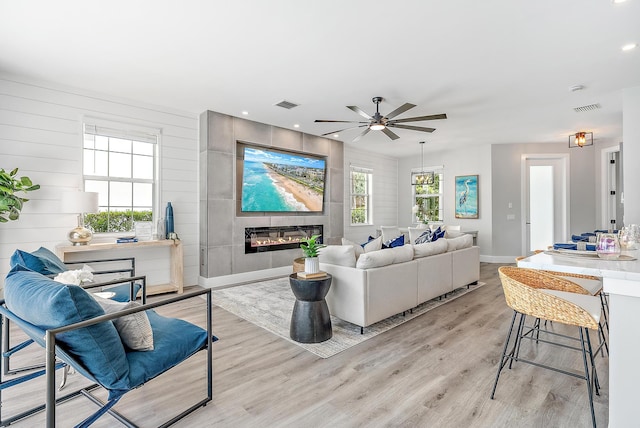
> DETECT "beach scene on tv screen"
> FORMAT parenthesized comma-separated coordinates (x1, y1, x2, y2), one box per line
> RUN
(241, 147, 326, 212)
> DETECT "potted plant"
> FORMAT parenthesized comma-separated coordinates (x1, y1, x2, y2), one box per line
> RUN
(300, 234, 325, 274)
(0, 168, 40, 223)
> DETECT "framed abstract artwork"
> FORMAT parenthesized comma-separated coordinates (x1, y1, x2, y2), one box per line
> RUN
(455, 175, 478, 219)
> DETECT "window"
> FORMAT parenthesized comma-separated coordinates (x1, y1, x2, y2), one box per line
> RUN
(82, 123, 158, 233)
(412, 168, 443, 224)
(350, 166, 372, 225)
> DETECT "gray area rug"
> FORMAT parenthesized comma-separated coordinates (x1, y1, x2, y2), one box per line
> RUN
(212, 277, 485, 358)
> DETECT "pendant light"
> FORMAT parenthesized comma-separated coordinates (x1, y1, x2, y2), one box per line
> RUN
(412, 141, 434, 185)
(568, 131, 593, 148)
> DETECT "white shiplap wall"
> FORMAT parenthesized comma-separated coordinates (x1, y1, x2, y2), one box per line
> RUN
(343, 146, 398, 243)
(0, 75, 199, 289)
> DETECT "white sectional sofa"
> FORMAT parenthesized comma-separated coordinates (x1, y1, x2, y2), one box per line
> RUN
(318, 235, 480, 332)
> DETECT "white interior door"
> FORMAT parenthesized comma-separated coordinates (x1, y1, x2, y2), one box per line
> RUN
(522, 155, 568, 255)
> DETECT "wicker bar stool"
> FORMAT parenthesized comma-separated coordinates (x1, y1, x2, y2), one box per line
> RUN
(515, 255, 609, 334)
(539, 270, 609, 333)
(491, 266, 607, 428)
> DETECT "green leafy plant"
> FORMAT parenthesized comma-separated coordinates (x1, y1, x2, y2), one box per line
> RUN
(84, 210, 153, 233)
(0, 168, 40, 223)
(300, 234, 325, 258)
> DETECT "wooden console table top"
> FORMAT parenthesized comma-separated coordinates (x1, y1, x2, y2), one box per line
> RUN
(55, 239, 183, 295)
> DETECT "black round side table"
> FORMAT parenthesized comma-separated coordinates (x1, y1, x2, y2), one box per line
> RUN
(288, 273, 333, 343)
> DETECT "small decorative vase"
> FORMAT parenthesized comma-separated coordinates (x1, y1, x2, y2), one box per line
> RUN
(304, 257, 320, 274)
(157, 218, 165, 240)
(165, 202, 174, 239)
(596, 233, 621, 260)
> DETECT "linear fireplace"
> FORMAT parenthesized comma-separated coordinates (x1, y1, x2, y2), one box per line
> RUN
(245, 225, 323, 254)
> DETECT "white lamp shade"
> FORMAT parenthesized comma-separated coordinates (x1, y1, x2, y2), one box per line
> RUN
(60, 191, 99, 214)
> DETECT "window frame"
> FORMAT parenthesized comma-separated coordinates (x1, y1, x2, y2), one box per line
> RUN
(349, 166, 373, 226)
(82, 120, 160, 235)
(412, 166, 444, 224)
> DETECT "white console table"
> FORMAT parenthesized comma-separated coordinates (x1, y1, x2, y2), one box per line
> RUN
(518, 250, 640, 426)
(55, 239, 184, 295)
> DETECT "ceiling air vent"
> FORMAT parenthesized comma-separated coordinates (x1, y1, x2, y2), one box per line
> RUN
(275, 100, 299, 109)
(573, 103, 601, 113)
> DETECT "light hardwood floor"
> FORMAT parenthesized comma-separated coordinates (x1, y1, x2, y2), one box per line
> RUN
(3, 263, 608, 427)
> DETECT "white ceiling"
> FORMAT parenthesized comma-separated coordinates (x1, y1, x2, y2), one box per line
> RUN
(1, 1, 639, 158)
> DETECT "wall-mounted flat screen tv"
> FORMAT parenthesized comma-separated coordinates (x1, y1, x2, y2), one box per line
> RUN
(240, 145, 326, 213)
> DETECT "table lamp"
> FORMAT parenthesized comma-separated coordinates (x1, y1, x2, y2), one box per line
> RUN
(60, 191, 99, 245)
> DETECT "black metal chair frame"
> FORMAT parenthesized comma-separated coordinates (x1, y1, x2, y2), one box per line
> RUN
(0, 287, 213, 428)
(491, 310, 607, 428)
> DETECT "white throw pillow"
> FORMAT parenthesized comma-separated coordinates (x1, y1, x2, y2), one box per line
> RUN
(391, 244, 414, 264)
(408, 227, 425, 244)
(445, 225, 461, 231)
(341, 238, 364, 258)
(318, 245, 357, 267)
(380, 226, 401, 244)
(413, 239, 448, 258)
(356, 248, 396, 269)
(363, 236, 383, 253)
(446, 234, 474, 252)
(445, 230, 464, 239)
(91, 295, 154, 351)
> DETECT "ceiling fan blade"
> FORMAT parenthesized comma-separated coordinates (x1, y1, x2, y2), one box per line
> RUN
(347, 105, 374, 120)
(388, 124, 436, 133)
(384, 103, 416, 120)
(315, 119, 365, 123)
(320, 125, 367, 136)
(388, 113, 447, 124)
(381, 127, 400, 140)
(352, 127, 371, 143)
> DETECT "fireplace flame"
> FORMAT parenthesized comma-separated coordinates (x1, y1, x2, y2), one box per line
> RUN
(251, 235, 305, 247)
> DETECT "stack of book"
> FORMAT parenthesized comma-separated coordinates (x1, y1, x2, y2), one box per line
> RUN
(116, 237, 138, 244)
(297, 271, 327, 279)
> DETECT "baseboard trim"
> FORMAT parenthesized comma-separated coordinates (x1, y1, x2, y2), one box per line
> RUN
(480, 255, 518, 263)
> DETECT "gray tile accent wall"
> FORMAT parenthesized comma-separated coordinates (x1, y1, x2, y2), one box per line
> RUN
(200, 110, 344, 278)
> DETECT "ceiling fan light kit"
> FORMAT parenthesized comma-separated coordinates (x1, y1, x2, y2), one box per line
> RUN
(315, 96, 447, 142)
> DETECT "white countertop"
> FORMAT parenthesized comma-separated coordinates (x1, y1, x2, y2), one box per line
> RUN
(517, 250, 640, 297)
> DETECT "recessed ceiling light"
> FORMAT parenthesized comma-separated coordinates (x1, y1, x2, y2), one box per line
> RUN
(611, 0, 627, 3)
(622, 43, 637, 51)
(293, 124, 300, 128)
(333, 134, 339, 138)
(242, 111, 249, 115)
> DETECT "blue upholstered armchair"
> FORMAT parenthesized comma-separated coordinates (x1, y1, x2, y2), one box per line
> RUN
(5, 248, 147, 376)
(0, 265, 213, 427)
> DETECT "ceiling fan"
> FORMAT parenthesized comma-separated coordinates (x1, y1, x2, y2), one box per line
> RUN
(315, 96, 447, 142)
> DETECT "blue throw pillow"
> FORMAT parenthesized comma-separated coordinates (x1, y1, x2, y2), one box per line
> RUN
(10, 247, 67, 275)
(415, 230, 433, 244)
(383, 234, 405, 248)
(431, 226, 446, 242)
(360, 236, 376, 248)
(4, 265, 130, 395)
